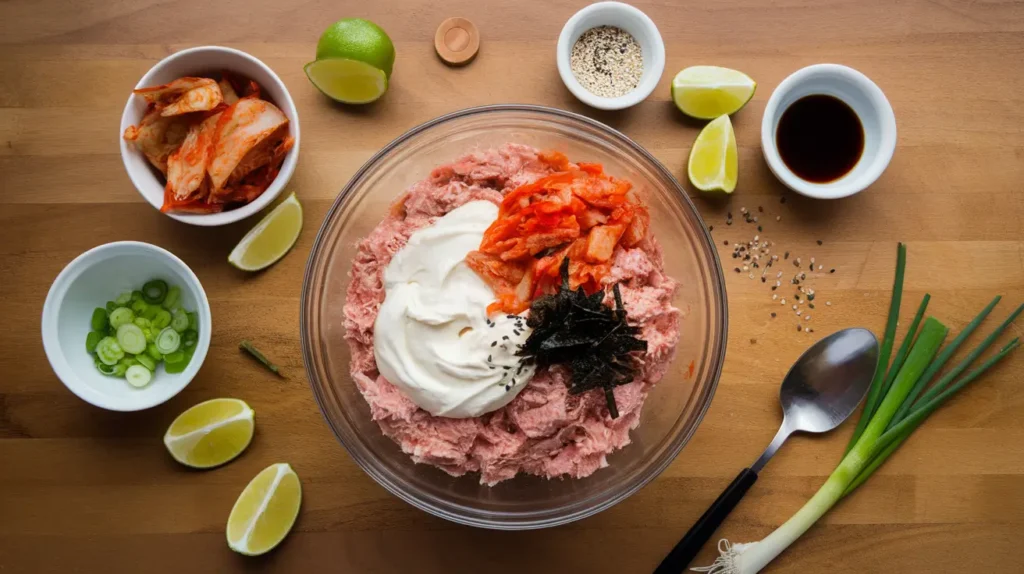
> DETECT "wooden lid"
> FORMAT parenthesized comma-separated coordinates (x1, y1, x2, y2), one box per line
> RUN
(434, 17, 480, 66)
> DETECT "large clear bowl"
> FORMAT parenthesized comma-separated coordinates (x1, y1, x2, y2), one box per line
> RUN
(301, 105, 727, 530)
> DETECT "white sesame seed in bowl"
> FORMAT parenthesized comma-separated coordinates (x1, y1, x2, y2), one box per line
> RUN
(556, 2, 665, 110)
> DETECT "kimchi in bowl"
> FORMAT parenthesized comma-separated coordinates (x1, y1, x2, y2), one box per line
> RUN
(119, 45, 300, 227)
(301, 105, 726, 529)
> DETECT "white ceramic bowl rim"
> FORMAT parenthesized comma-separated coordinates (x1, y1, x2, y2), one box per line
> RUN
(761, 63, 897, 199)
(41, 241, 212, 411)
(556, 1, 666, 110)
(118, 45, 300, 226)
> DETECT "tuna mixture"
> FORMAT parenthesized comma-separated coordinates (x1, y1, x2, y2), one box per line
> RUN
(343, 144, 680, 485)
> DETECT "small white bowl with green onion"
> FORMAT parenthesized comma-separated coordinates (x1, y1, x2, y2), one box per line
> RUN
(42, 241, 211, 411)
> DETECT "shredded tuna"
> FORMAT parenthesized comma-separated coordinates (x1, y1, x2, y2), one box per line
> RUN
(343, 144, 680, 485)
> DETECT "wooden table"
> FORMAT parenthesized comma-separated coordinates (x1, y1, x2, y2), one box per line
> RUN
(2, 1, 1023, 572)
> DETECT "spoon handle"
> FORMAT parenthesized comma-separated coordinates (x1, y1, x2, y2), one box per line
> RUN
(653, 468, 758, 574)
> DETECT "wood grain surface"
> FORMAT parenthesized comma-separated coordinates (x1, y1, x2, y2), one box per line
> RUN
(2, 0, 1023, 572)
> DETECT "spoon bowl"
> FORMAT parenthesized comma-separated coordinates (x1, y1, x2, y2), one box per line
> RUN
(779, 327, 880, 434)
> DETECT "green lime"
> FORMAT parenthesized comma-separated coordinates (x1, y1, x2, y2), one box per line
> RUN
(315, 18, 395, 77)
(307, 18, 395, 104)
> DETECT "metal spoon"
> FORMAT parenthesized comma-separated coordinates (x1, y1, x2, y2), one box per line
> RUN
(654, 328, 879, 573)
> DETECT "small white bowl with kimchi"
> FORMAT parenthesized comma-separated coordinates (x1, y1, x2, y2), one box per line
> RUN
(120, 46, 300, 226)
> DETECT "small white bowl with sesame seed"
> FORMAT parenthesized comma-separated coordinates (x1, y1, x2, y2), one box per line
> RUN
(557, 2, 665, 110)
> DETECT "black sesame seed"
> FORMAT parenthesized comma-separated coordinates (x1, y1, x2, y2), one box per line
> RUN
(503, 335, 510, 340)
(758, 225, 763, 232)
(781, 196, 787, 204)
(491, 341, 497, 347)
(817, 240, 823, 246)
(797, 325, 802, 331)
(734, 267, 741, 273)
(761, 277, 766, 283)
(487, 355, 492, 362)
(784, 251, 790, 259)
(724, 240, 729, 245)
(709, 225, 714, 231)
(772, 285, 777, 291)
(830, 268, 836, 273)
(809, 303, 816, 309)
(727, 211, 733, 218)
(771, 312, 777, 318)
(758, 206, 764, 213)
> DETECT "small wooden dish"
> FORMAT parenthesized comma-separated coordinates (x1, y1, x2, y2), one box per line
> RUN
(435, 17, 480, 66)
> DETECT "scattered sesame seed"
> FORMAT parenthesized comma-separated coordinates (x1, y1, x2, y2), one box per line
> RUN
(724, 240, 729, 245)
(771, 312, 777, 318)
(818, 264, 823, 270)
(830, 268, 835, 273)
(826, 301, 832, 306)
(776, 215, 781, 221)
(797, 324, 802, 331)
(805, 315, 812, 321)
(817, 240, 823, 246)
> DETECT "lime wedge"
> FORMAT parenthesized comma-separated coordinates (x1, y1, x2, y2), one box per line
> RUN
(227, 463, 302, 556)
(672, 66, 757, 120)
(688, 115, 738, 193)
(164, 398, 255, 469)
(304, 58, 388, 104)
(228, 192, 302, 271)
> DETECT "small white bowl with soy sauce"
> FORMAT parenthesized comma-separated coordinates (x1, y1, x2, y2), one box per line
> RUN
(761, 64, 896, 199)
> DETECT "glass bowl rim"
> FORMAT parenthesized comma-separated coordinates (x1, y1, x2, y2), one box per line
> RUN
(300, 103, 729, 529)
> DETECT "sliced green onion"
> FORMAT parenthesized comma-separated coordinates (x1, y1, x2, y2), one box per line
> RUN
(163, 286, 181, 310)
(115, 291, 132, 306)
(116, 323, 147, 354)
(112, 363, 129, 377)
(95, 336, 124, 366)
(155, 327, 181, 354)
(95, 357, 117, 376)
(125, 364, 152, 388)
(142, 279, 168, 304)
(131, 290, 144, 303)
(109, 307, 134, 329)
(146, 343, 163, 361)
(152, 308, 172, 330)
(133, 317, 151, 329)
(183, 329, 199, 349)
(136, 353, 157, 372)
(164, 350, 185, 364)
(91, 308, 108, 331)
(170, 308, 189, 332)
(165, 348, 194, 374)
(240, 340, 282, 377)
(131, 299, 149, 315)
(85, 331, 103, 353)
(118, 356, 139, 369)
(846, 242, 906, 453)
(142, 305, 162, 321)
(105, 301, 118, 313)
(187, 311, 198, 331)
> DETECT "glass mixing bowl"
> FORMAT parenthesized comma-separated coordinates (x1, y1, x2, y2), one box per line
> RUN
(301, 105, 727, 530)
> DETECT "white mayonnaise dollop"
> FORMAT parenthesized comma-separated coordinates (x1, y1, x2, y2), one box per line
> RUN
(373, 201, 535, 418)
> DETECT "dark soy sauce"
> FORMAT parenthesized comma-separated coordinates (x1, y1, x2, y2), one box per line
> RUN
(776, 94, 864, 183)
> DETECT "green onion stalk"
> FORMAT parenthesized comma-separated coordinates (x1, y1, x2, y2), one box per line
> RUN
(696, 245, 1021, 574)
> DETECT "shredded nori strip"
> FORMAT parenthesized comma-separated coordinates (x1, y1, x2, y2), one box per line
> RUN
(518, 258, 647, 418)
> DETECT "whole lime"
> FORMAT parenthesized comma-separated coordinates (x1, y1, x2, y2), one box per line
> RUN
(315, 18, 395, 78)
